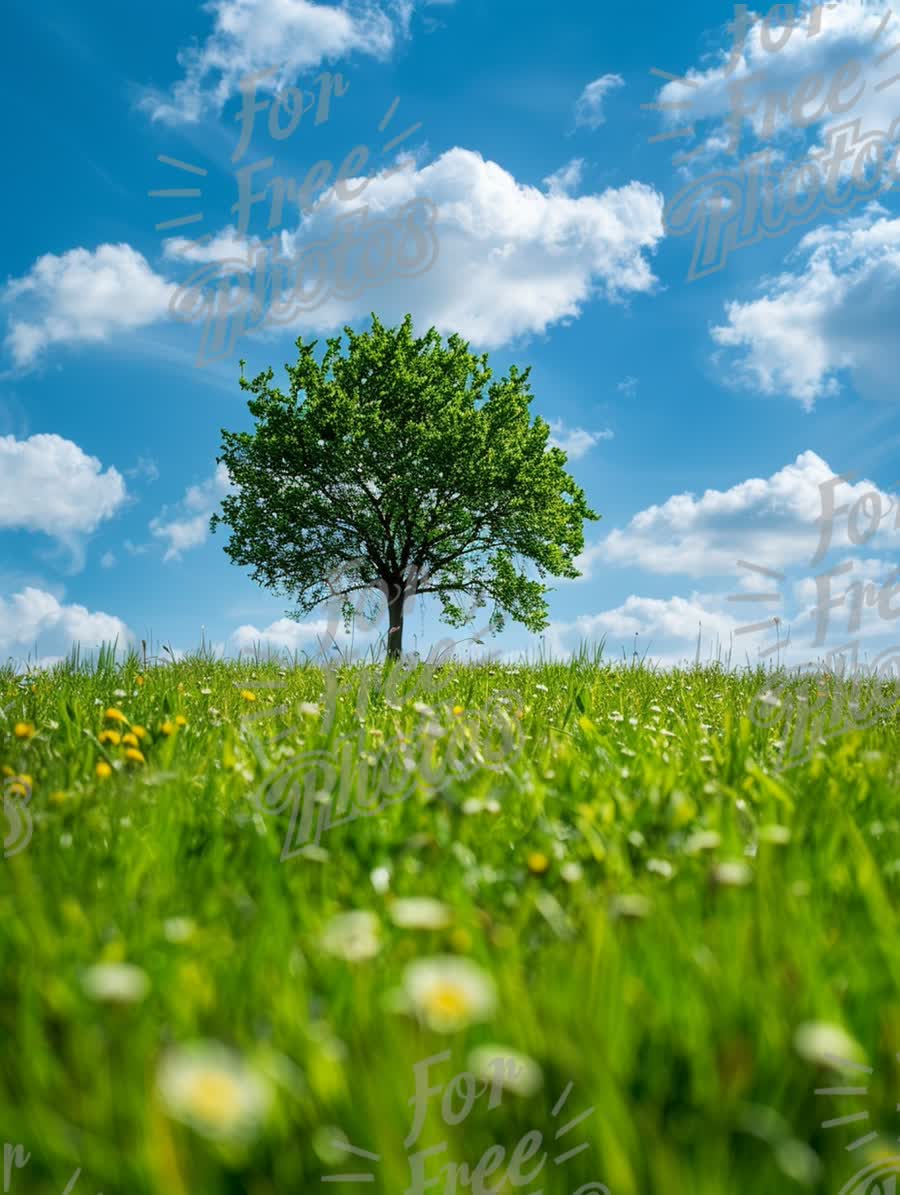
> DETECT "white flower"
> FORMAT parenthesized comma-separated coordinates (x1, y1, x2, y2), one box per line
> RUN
(759, 824, 791, 845)
(646, 858, 674, 879)
(684, 831, 721, 854)
(711, 861, 752, 888)
(389, 898, 452, 930)
(156, 1040, 271, 1143)
(793, 1022, 865, 1069)
(402, 956, 496, 1033)
(468, 1044, 543, 1097)
(320, 911, 381, 962)
(560, 861, 583, 884)
(299, 702, 321, 717)
(610, 894, 651, 920)
(370, 866, 391, 894)
(81, 962, 149, 1004)
(412, 701, 435, 716)
(164, 917, 197, 944)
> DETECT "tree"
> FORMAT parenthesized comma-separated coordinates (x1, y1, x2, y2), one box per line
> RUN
(212, 313, 599, 659)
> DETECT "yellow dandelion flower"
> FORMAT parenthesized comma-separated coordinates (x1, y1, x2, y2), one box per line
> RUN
(135, 675, 145, 687)
(452, 705, 464, 716)
(175, 714, 188, 727)
(99, 730, 121, 746)
(105, 708, 128, 724)
(160, 721, 176, 736)
(7, 781, 29, 797)
(131, 726, 148, 740)
(13, 722, 35, 740)
(526, 851, 550, 876)
(122, 732, 139, 748)
(50, 790, 68, 805)
(15, 774, 33, 789)
(239, 690, 257, 702)
(124, 748, 145, 764)
(1, 765, 12, 777)
(96, 761, 113, 780)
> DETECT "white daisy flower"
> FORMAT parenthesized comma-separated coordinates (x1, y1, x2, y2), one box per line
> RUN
(684, 830, 721, 854)
(402, 956, 496, 1033)
(468, 1044, 543, 1097)
(299, 702, 321, 717)
(389, 898, 452, 930)
(370, 866, 391, 894)
(156, 1040, 271, 1143)
(81, 962, 149, 1004)
(793, 1022, 865, 1069)
(164, 917, 197, 944)
(711, 861, 752, 888)
(320, 911, 381, 962)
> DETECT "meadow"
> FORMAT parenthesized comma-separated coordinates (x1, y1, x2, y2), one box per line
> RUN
(1, 651, 899, 1195)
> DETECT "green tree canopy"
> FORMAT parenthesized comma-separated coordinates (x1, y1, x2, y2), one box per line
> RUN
(212, 313, 599, 658)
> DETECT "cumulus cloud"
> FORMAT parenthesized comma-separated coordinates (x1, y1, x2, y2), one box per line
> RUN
(3, 244, 174, 369)
(547, 420, 613, 460)
(150, 463, 233, 561)
(141, 0, 430, 124)
(548, 592, 744, 667)
(7, 148, 663, 366)
(175, 147, 665, 348)
(577, 450, 900, 578)
(0, 587, 133, 665)
(653, 0, 898, 164)
(575, 74, 625, 129)
(712, 205, 900, 406)
(0, 434, 127, 562)
(543, 159, 584, 197)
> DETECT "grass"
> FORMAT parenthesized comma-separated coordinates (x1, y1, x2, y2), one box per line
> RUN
(1, 651, 899, 1194)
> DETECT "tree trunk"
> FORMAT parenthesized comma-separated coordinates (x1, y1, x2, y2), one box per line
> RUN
(387, 585, 404, 660)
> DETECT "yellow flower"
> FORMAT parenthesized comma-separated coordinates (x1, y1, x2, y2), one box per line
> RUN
(156, 1040, 271, 1144)
(105, 708, 128, 724)
(239, 690, 257, 702)
(7, 781, 29, 797)
(402, 956, 496, 1034)
(50, 790, 68, 806)
(175, 714, 188, 727)
(1, 765, 12, 777)
(13, 722, 35, 740)
(160, 721, 176, 736)
(15, 774, 33, 789)
(135, 675, 145, 687)
(131, 725, 148, 740)
(452, 705, 464, 716)
(526, 851, 550, 876)
(124, 748, 145, 765)
(99, 730, 121, 746)
(122, 732, 140, 748)
(96, 761, 113, 780)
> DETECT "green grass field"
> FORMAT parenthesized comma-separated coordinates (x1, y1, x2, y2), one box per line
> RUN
(2, 654, 899, 1194)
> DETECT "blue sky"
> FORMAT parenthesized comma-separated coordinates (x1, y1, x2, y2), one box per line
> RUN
(3, 0, 900, 669)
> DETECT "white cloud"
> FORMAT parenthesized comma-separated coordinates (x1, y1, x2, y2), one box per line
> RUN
(179, 147, 665, 348)
(3, 244, 174, 369)
(577, 450, 900, 578)
(142, 0, 427, 124)
(0, 587, 133, 664)
(654, 1, 898, 163)
(100, 552, 116, 569)
(549, 592, 743, 667)
(547, 419, 613, 460)
(7, 148, 663, 366)
(231, 616, 332, 654)
(0, 434, 127, 555)
(712, 205, 900, 406)
(575, 74, 625, 130)
(150, 463, 233, 561)
(543, 159, 584, 197)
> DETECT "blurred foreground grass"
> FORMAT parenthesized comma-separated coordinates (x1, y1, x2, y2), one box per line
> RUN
(1, 653, 899, 1194)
